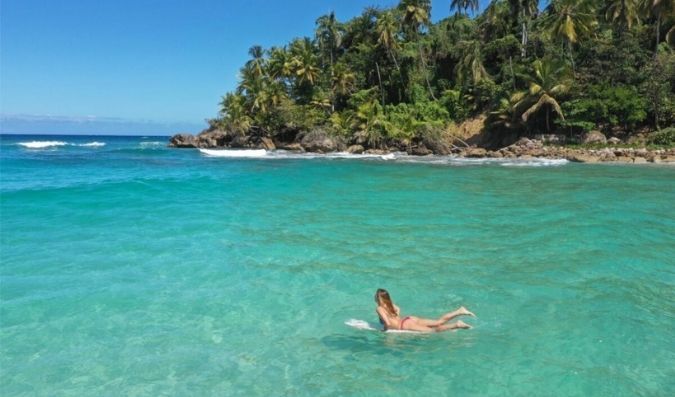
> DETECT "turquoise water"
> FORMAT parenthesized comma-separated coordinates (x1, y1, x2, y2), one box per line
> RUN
(1, 134, 674, 396)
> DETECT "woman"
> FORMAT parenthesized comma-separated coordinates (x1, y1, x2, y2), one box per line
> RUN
(375, 288, 474, 332)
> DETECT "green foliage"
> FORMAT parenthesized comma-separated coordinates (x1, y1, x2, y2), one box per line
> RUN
(213, 0, 666, 145)
(560, 85, 647, 132)
(648, 127, 675, 145)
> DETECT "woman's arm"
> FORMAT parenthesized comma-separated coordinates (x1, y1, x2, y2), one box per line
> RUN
(394, 304, 401, 316)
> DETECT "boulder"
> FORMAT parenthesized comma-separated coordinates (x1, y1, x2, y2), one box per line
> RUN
(260, 137, 276, 151)
(196, 129, 229, 148)
(465, 148, 487, 158)
(364, 149, 388, 155)
(280, 143, 304, 152)
(409, 145, 432, 156)
(300, 128, 344, 152)
(347, 145, 364, 154)
(633, 157, 648, 164)
(229, 134, 250, 148)
(607, 137, 621, 145)
(582, 131, 607, 145)
(422, 134, 451, 155)
(169, 133, 197, 148)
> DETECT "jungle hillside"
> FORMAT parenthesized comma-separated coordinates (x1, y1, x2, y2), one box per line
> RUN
(210, 0, 674, 150)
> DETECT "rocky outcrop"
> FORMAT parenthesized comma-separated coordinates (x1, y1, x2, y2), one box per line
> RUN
(347, 145, 364, 154)
(299, 128, 345, 153)
(169, 133, 197, 148)
(582, 131, 607, 145)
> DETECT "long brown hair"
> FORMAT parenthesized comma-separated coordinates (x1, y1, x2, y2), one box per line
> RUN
(375, 289, 396, 316)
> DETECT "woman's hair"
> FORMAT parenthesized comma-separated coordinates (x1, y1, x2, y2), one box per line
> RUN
(375, 288, 396, 316)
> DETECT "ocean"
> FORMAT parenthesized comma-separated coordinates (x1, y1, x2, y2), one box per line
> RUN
(1, 134, 674, 396)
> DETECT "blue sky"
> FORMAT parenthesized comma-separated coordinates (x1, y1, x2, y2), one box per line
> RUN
(1, 0, 489, 135)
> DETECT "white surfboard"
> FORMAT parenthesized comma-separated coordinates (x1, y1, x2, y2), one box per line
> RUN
(344, 319, 423, 334)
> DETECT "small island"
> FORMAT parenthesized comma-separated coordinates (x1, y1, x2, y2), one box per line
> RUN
(170, 0, 674, 163)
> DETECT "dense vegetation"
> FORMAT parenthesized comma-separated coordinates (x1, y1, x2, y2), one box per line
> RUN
(213, 0, 674, 148)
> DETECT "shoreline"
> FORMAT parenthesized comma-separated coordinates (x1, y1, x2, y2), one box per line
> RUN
(169, 133, 675, 164)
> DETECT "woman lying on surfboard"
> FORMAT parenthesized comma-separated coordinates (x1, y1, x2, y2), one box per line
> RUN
(375, 288, 474, 332)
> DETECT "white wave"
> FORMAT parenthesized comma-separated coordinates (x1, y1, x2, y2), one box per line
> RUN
(139, 141, 163, 147)
(199, 148, 268, 158)
(18, 141, 68, 149)
(500, 158, 568, 167)
(76, 141, 106, 147)
(197, 148, 569, 166)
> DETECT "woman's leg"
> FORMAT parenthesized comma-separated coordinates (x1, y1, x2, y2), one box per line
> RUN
(414, 307, 475, 327)
(434, 320, 472, 332)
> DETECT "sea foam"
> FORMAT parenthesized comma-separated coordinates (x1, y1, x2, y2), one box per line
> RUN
(17, 141, 106, 149)
(18, 141, 68, 149)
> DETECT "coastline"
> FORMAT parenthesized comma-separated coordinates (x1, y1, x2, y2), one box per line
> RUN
(169, 131, 675, 164)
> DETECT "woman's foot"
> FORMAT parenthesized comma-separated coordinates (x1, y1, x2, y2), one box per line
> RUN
(454, 320, 472, 329)
(457, 306, 475, 317)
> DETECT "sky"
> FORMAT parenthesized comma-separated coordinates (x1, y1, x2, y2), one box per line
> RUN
(0, 0, 489, 135)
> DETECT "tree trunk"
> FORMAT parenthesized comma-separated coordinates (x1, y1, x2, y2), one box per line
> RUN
(509, 56, 516, 91)
(418, 44, 437, 100)
(521, 20, 528, 58)
(568, 41, 576, 77)
(375, 62, 385, 108)
(655, 12, 661, 58)
(546, 107, 551, 132)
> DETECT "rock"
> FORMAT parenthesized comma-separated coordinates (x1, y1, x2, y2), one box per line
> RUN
(169, 133, 197, 148)
(347, 145, 364, 154)
(633, 157, 648, 164)
(616, 156, 634, 163)
(491, 151, 503, 158)
(465, 148, 487, 158)
(534, 134, 566, 144)
(229, 134, 250, 148)
(280, 143, 304, 152)
(260, 137, 276, 151)
(582, 131, 607, 145)
(364, 149, 388, 155)
(409, 145, 432, 156)
(300, 128, 344, 152)
(568, 154, 601, 163)
(422, 135, 451, 155)
(196, 129, 230, 148)
(607, 137, 621, 145)
(662, 156, 675, 163)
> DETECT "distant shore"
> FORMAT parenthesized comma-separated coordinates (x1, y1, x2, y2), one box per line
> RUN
(168, 128, 675, 164)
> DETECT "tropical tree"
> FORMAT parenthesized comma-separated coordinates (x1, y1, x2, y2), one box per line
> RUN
(376, 10, 402, 71)
(541, 0, 597, 72)
(220, 93, 252, 133)
(454, 40, 491, 86)
(315, 12, 343, 68)
(290, 38, 320, 87)
(451, 0, 479, 16)
(641, 0, 675, 54)
(398, 0, 431, 37)
(604, 0, 641, 29)
(512, 58, 571, 132)
(245, 45, 266, 78)
(267, 46, 293, 81)
(507, 0, 539, 57)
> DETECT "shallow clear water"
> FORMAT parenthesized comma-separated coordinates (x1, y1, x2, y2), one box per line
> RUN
(1, 135, 674, 396)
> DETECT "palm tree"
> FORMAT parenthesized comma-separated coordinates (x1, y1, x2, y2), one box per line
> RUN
(398, 0, 431, 37)
(245, 45, 266, 78)
(315, 12, 343, 68)
(290, 38, 320, 86)
(641, 0, 674, 55)
(541, 0, 597, 72)
(220, 93, 252, 134)
(450, 0, 479, 16)
(605, 0, 641, 29)
(376, 10, 402, 72)
(506, 0, 538, 57)
(512, 58, 571, 132)
(267, 46, 293, 80)
(454, 40, 490, 86)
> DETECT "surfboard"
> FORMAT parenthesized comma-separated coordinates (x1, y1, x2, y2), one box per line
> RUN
(344, 319, 423, 334)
